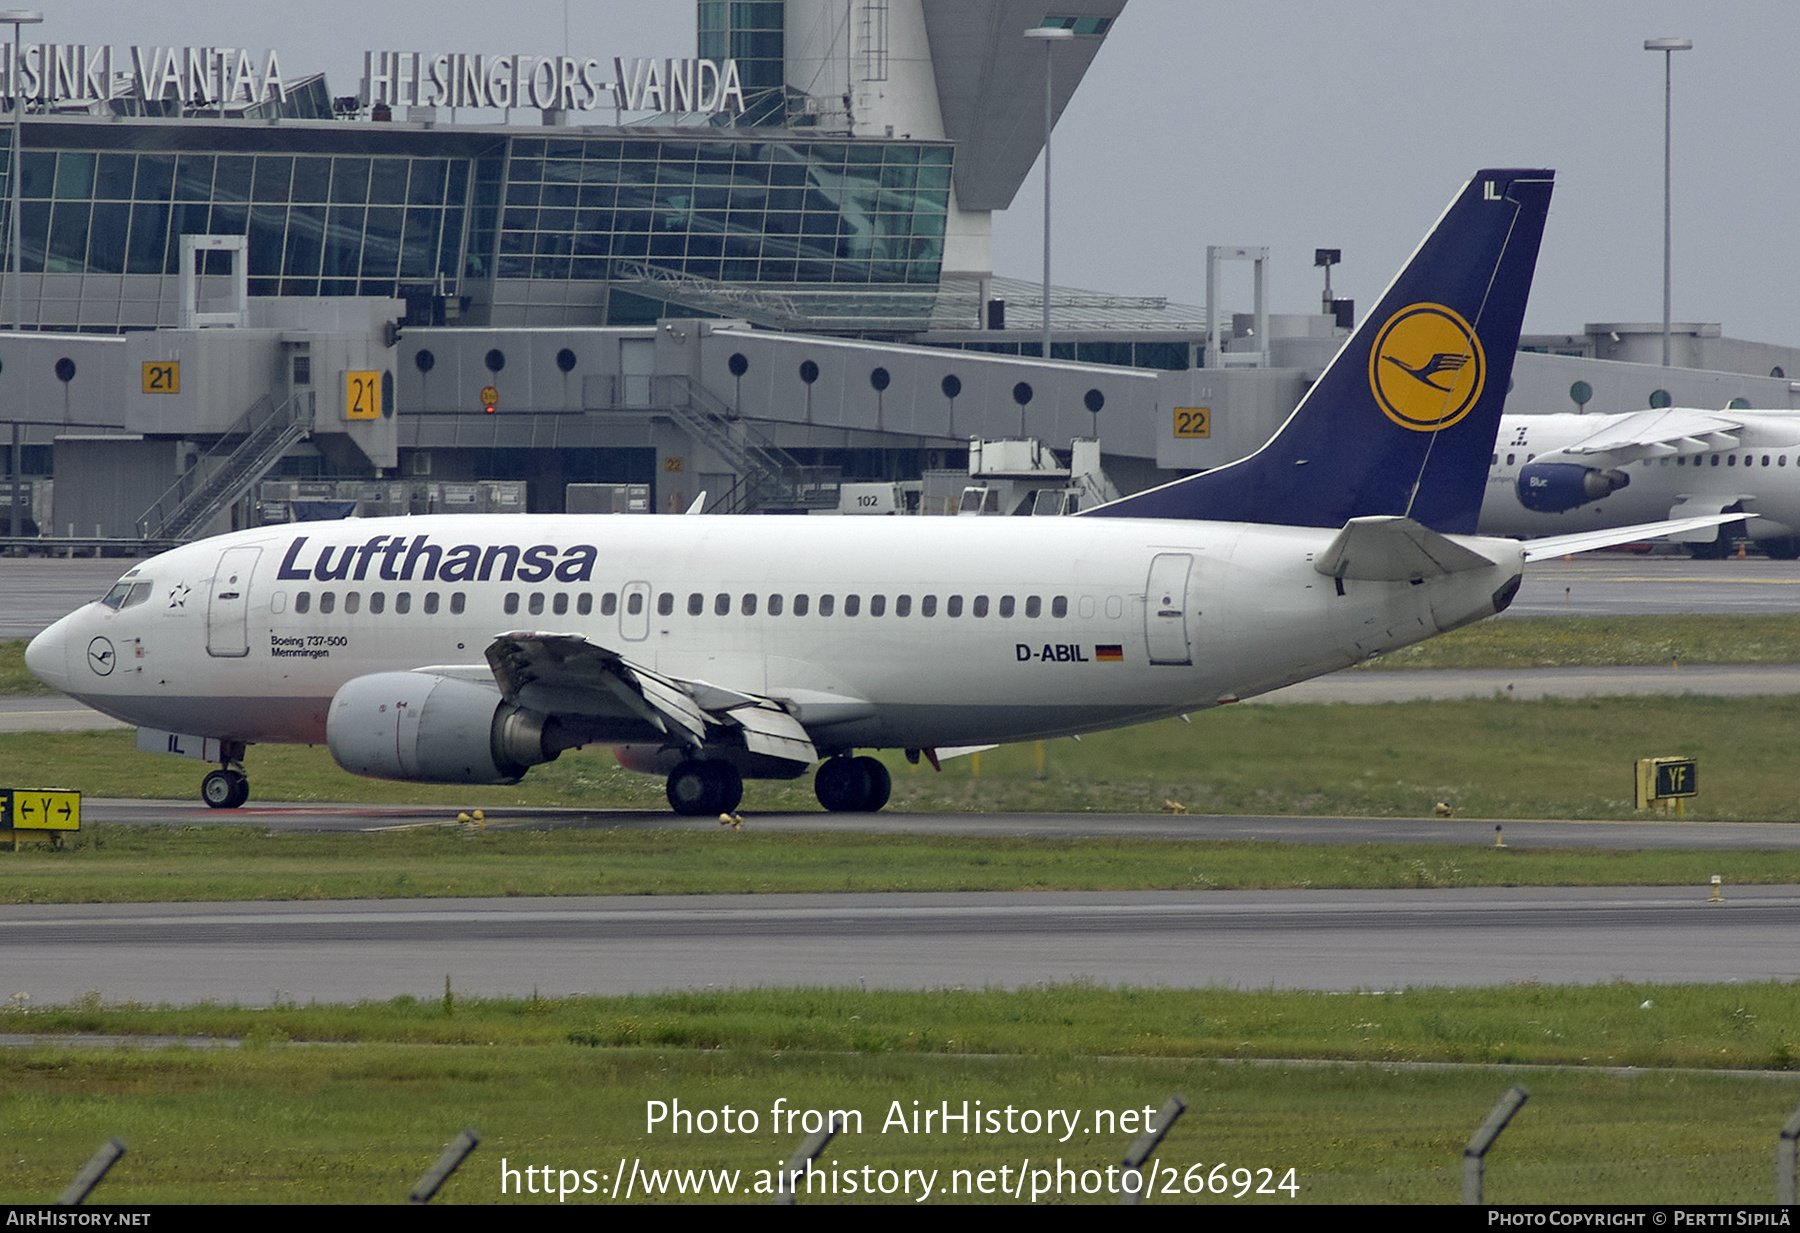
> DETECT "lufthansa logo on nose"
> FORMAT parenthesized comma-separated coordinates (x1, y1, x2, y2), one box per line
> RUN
(1368, 302, 1486, 432)
(87, 636, 115, 676)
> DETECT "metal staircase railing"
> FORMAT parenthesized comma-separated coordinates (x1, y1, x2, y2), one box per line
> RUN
(650, 375, 838, 514)
(137, 391, 315, 541)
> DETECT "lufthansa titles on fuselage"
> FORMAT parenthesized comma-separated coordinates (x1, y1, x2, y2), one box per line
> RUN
(276, 533, 598, 586)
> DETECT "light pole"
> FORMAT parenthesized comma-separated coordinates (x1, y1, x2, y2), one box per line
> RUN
(1, 11, 39, 544)
(1645, 36, 1691, 368)
(1023, 26, 1072, 370)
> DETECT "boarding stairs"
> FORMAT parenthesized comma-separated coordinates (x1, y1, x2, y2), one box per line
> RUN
(651, 375, 838, 514)
(137, 392, 315, 541)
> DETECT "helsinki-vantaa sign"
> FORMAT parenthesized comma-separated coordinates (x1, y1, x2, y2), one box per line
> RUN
(1, 45, 292, 106)
(0, 43, 745, 118)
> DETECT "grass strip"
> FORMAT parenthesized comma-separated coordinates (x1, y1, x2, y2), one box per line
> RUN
(2, 825, 1797, 903)
(6, 693, 1800, 821)
(0, 638, 55, 696)
(5, 985, 1800, 1203)
(1361, 613, 1800, 670)
(13, 982, 1800, 1070)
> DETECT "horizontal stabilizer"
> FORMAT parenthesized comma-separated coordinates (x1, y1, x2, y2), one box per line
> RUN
(1315, 516, 1495, 582)
(1518, 514, 1751, 561)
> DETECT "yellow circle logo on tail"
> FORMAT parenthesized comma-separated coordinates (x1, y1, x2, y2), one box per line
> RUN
(1368, 302, 1486, 432)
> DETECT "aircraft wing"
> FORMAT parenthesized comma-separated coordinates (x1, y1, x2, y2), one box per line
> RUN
(1517, 513, 1748, 562)
(1558, 408, 1744, 462)
(483, 632, 818, 764)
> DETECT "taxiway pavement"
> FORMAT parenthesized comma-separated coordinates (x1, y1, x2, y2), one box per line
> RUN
(3, 887, 1794, 1004)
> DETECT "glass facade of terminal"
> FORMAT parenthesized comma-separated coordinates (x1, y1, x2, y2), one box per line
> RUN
(0, 120, 951, 331)
(488, 136, 950, 286)
(697, 1, 787, 126)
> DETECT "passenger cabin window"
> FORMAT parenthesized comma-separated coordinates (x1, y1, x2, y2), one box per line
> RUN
(627, 592, 644, 615)
(998, 596, 1015, 618)
(395, 592, 412, 614)
(600, 593, 617, 616)
(972, 596, 989, 618)
(869, 595, 884, 617)
(504, 592, 520, 615)
(793, 594, 809, 616)
(844, 594, 861, 616)
(714, 593, 730, 616)
(295, 591, 311, 614)
(553, 593, 568, 615)
(370, 592, 385, 614)
(344, 591, 360, 615)
(424, 592, 440, 614)
(531, 593, 547, 616)
(741, 593, 757, 616)
(820, 595, 835, 617)
(1053, 596, 1068, 618)
(948, 595, 964, 617)
(656, 592, 673, 616)
(320, 591, 336, 614)
(921, 595, 937, 617)
(577, 594, 593, 615)
(1025, 596, 1042, 618)
(768, 594, 784, 616)
(894, 595, 910, 617)
(449, 592, 466, 615)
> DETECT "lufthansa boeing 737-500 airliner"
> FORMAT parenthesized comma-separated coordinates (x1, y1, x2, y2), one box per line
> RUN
(24, 169, 1731, 816)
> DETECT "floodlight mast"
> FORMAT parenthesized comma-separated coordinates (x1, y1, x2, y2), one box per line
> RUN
(1645, 36, 1692, 368)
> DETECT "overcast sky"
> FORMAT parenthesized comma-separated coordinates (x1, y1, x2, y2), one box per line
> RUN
(62, 1, 1800, 346)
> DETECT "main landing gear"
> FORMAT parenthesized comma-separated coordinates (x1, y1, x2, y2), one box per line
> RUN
(813, 755, 891, 813)
(666, 759, 744, 817)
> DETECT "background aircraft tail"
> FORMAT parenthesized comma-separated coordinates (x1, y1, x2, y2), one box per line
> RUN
(1088, 169, 1554, 534)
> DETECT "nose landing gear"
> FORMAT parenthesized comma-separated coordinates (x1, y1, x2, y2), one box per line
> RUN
(201, 744, 250, 809)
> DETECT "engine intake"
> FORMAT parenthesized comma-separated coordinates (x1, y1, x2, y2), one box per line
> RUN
(327, 672, 561, 784)
(1516, 461, 1630, 513)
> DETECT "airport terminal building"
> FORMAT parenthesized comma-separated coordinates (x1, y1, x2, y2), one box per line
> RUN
(2, 0, 1798, 544)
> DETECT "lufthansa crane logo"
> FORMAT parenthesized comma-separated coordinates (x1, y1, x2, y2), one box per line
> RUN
(86, 636, 115, 676)
(1368, 302, 1486, 432)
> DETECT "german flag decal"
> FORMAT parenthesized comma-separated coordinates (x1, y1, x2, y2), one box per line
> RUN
(1095, 645, 1124, 662)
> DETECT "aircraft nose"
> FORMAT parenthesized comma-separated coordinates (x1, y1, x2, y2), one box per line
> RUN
(25, 614, 74, 693)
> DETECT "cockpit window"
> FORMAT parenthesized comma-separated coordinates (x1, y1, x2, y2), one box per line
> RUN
(101, 580, 154, 610)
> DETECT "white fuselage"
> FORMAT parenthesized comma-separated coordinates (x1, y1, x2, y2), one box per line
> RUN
(1480, 412, 1800, 540)
(27, 513, 1522, 756)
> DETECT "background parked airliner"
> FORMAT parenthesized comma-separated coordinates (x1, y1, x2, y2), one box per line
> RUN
(1481, 408, 1800, 557)
(25, 168, 1723, 816)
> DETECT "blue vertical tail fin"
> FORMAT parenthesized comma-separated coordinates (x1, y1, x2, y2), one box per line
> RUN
(1088, 169, 1554, 534)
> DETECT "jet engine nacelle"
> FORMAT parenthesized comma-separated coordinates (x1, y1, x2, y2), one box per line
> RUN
(327, 672, 559, 784)
(1516, 461, 1630, 513)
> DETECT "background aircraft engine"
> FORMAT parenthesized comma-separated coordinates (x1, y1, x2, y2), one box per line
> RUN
(1516, 461, 1631, 513)
(327, 672, 560, 784)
